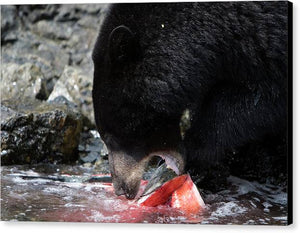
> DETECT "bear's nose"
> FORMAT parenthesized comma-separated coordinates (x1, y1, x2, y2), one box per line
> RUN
(114, 185, 136, 199)
(114, 187, 125, 196)
(125, 192, 136, 200)
(113, 182, 137, 199)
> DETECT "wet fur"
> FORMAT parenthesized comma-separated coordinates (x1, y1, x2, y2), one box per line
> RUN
(92, 2, 288, 196)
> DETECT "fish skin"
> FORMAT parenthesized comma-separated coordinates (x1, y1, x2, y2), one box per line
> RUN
(140, 174, 205, 215)
(141, 163, 177, 197)
(140, 175, 187, 207)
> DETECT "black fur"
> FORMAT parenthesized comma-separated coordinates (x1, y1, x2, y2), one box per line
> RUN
(92, 2, 288, 189)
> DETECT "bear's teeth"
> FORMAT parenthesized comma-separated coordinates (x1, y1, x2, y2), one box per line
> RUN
(158, 154, 180, 175)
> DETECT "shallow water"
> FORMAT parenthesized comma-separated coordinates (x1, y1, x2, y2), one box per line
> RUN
(1, 165, 287, 225)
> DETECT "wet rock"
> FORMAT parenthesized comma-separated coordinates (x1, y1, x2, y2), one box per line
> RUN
(1, 97, 82, 165)
(1, 63, 49, 100)
(48, 66, 95, 126)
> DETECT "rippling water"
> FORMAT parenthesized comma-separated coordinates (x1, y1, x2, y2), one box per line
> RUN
(1, 165, 287, 224)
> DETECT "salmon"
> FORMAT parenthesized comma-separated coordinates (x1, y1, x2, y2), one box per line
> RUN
(140, 174, 205, 215)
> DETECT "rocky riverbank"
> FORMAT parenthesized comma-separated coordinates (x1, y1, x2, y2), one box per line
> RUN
(1, 4, 108, 166)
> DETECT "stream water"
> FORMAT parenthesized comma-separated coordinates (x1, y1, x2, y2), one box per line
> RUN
(1, 164, 288, 225)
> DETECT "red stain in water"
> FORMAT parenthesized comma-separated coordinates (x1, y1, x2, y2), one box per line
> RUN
(39, 174, 205, 223)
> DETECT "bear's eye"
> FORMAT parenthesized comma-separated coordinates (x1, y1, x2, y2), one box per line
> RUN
(108, 25, 141, 64)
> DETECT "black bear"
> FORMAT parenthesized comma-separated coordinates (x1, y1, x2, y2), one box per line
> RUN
(92, 2, 289, 199)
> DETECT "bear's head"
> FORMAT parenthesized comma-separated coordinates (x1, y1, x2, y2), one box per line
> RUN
(92, 4, 212, 199)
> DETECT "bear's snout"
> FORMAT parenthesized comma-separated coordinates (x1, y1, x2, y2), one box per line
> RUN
(108, 151, 148, 199)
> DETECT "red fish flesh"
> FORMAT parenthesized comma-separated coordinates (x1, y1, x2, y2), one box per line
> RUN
(139, 174, 205, 215)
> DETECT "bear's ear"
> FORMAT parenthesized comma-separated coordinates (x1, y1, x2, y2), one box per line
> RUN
(108, 25, 140, 64)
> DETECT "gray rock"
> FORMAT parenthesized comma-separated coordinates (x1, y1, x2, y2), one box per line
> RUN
(2, 31, 41, 53)
(32, 20, 73, 40)
(48, 66, 95, 126)
(55, 5, 81, 22)
(72, 51, 94, 79)
(1, 5, 19, 43)
(78, 129, 108, 167)
(1, 63, 49, 100)
(79, 151, 99, 163)
(77, 16, 99, 29)
(1, 5, 17, 31)
(75, 4, 103, 14)
(0, 4, 111, 166)
(36, 42, 70, 78)
(64, 26, 96, 53)
(48, 95, 78, 109)
(1, 97, 82, 165)
(18, 5, 60, 23)
(2, 53, 59, 96)
(78, 130, 108, 155)
(54, 4, 104, 22)
(2, 30, 70, 94)
(1, 31, 18, 44)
